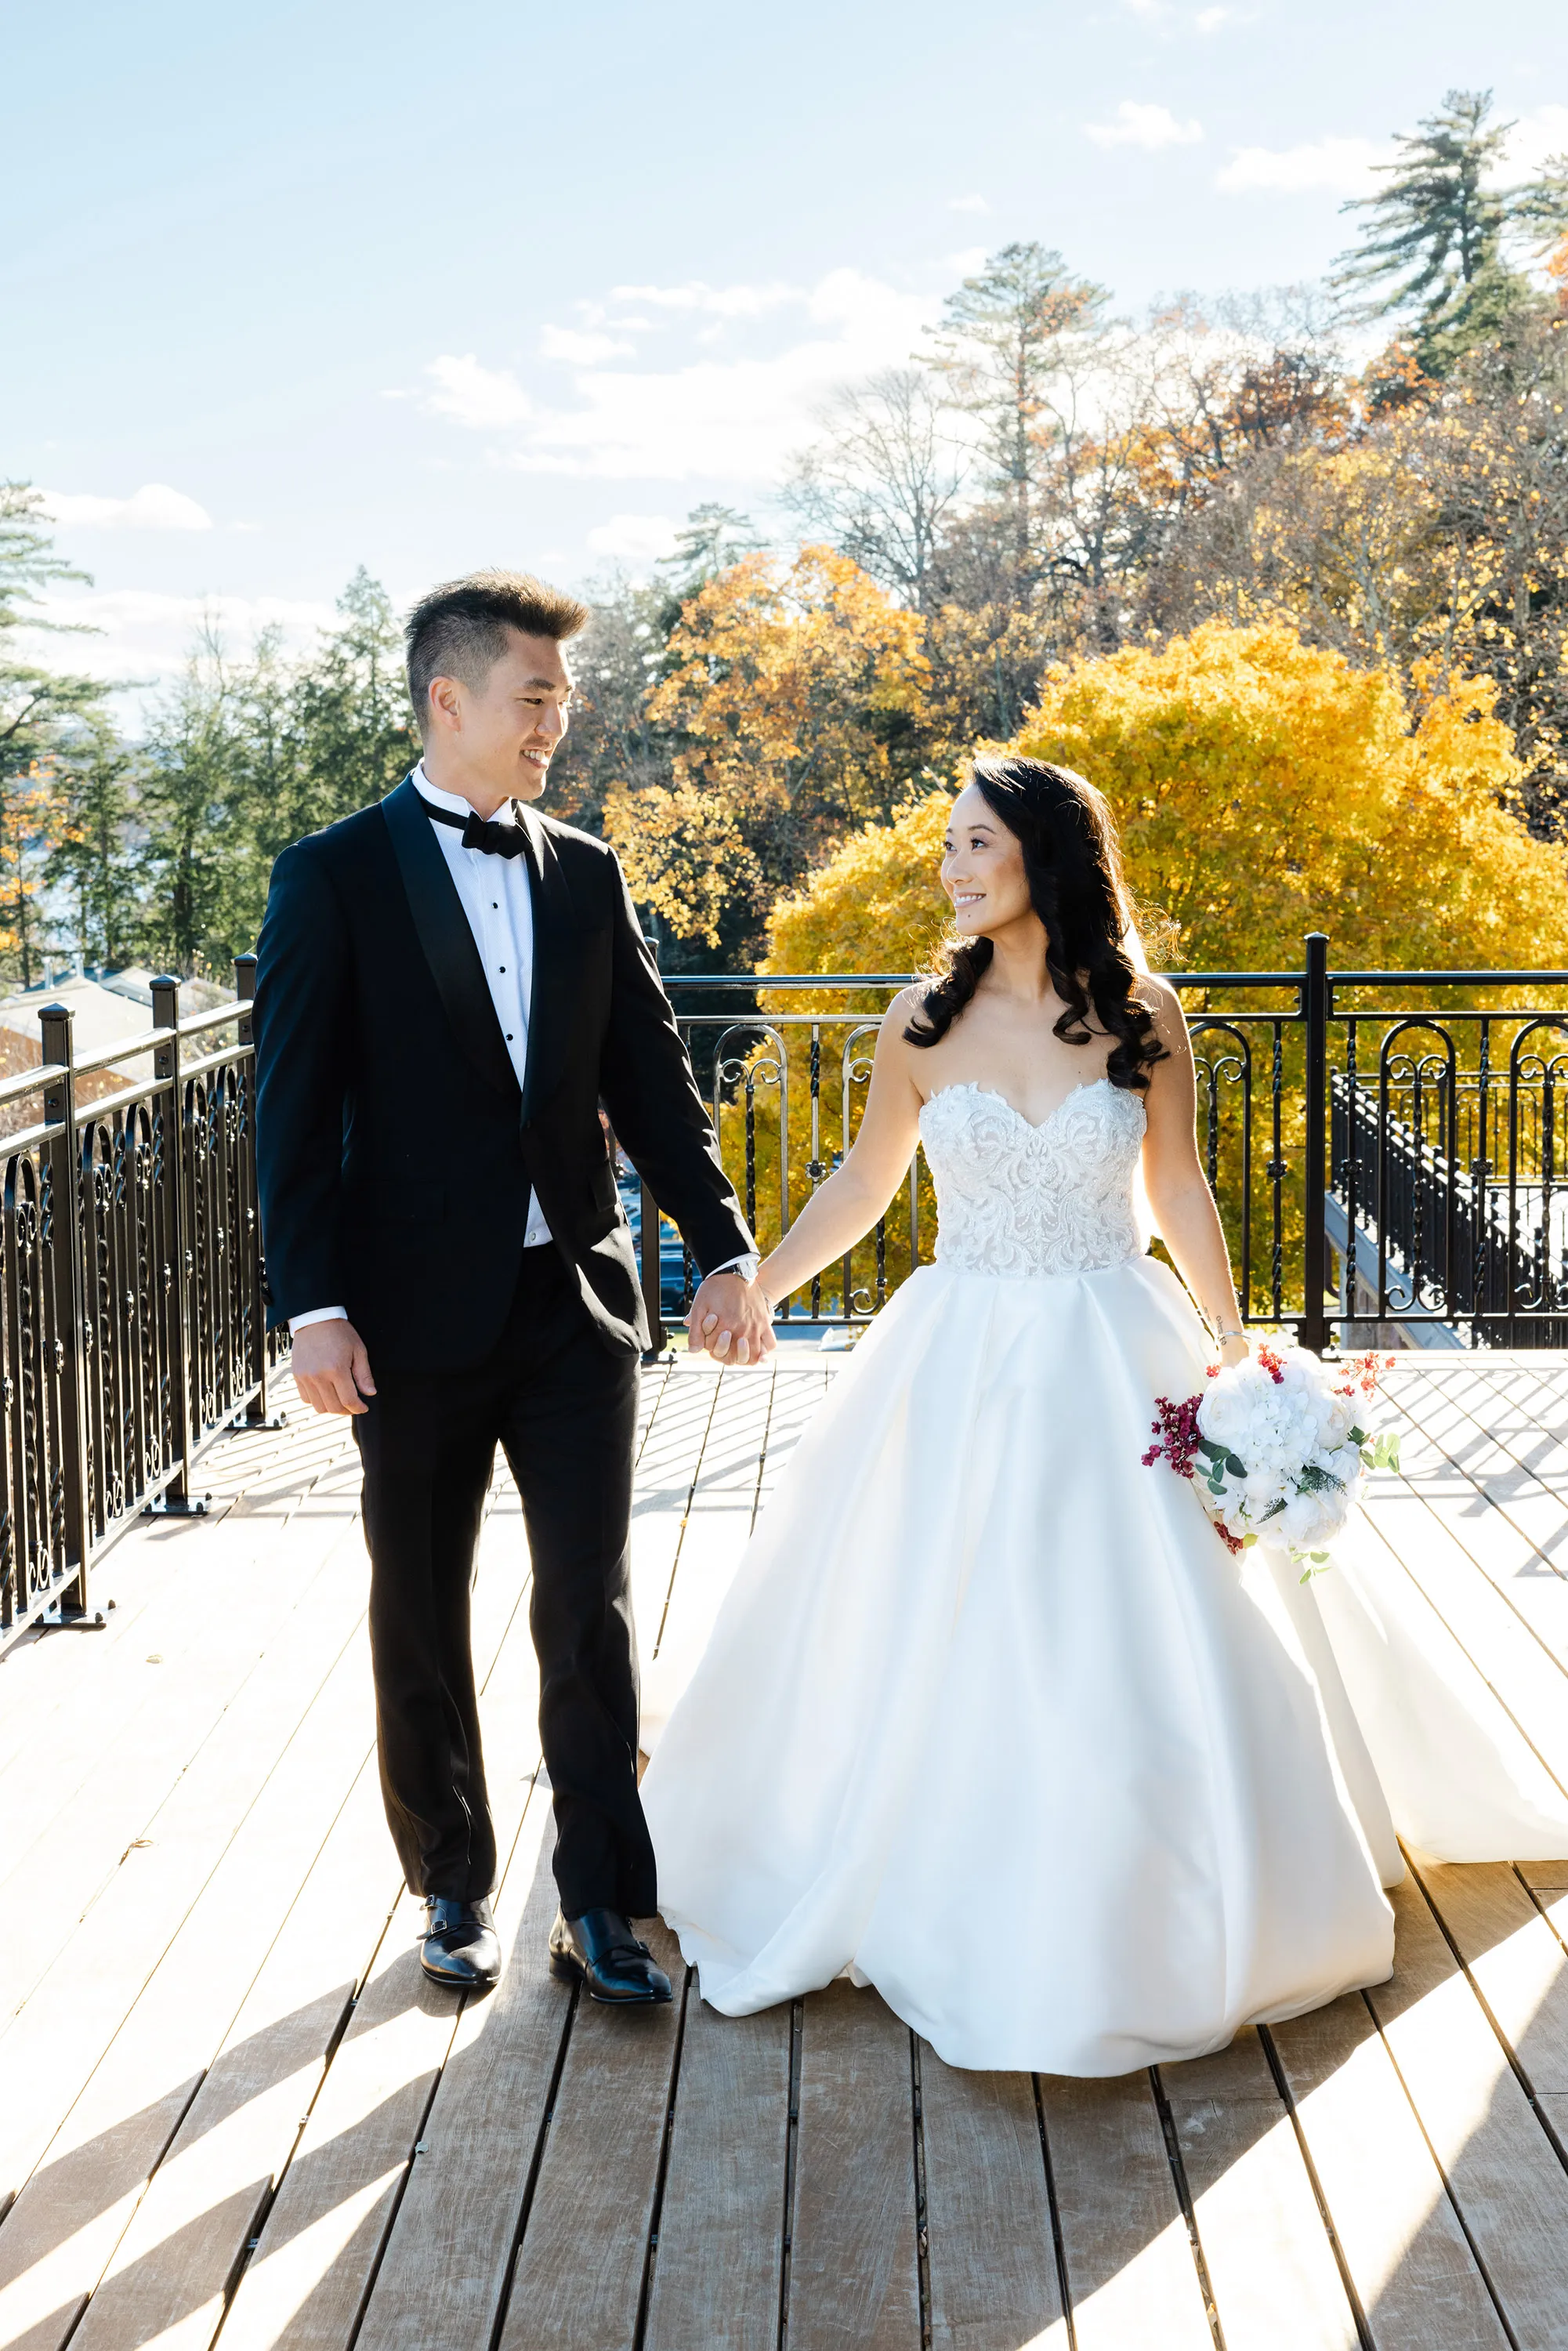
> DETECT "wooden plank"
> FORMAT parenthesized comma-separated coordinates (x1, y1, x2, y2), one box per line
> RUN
(644, 1373, 776, 1722)
(1396, 1367, 1568, 1509)
(1038, 2074, 1211, 2351)
(1158, 2028, 1360, 2351)
(1348, 1489, 1568, 1799)
(787, 1981, 921, 2351)
(215, 1520, 543, 2351)
(1363, 1399, 1568, 1673)
(1410, 1857, 1568, 2096)
(1382, 1386, 1568, 1596)
(0, 1393, 347, 1787)
(214, 1883, 467, 2351)
(642, 1995, 790, 2351)
(60, 1530, 532, 2351)
(1364, 1874, 1568, 2349)
(628, 1367, 723, 1668)
(0, 1509, 374, 2220)
(0, 1430, 360, 1892)
(0, 1620, 382, 2351)
(919, 2049, 1064, 2351)
(353, 1799, 570, 2351)
(1266, 1996, 1510, 2349)
(498, 1921, 687, 2351)
(0, 1459, 367, 2030)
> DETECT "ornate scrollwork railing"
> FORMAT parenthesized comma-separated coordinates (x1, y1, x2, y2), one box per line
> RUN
(0, 961, 278, 1639)
(633, 937, 1568, 1363)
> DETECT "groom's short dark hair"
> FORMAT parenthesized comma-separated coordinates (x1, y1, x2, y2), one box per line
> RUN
(405, 569, 590, 730)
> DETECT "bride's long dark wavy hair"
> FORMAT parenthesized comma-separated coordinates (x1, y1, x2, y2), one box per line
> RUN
(904, 758, 1167, 1092)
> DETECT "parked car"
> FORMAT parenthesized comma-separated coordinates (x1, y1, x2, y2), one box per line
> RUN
(617, 1170, 690, 1317)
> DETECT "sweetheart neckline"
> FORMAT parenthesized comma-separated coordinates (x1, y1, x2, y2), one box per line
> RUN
(920, 1077, 1124, 1134)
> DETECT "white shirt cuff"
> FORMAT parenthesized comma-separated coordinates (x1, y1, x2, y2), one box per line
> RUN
(707, 1253, 759, 1280)
(289, 1306, 348, 1331)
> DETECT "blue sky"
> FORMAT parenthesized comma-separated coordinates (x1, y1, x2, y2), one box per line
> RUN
(6, 0, 1565, 696)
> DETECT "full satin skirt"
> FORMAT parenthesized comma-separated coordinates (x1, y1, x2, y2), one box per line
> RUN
(643, 1255, 1408, 2076)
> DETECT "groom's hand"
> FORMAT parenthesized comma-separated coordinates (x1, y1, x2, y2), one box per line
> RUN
(687, 1272, 776, 1366)
(292, 1319, 377, 1415)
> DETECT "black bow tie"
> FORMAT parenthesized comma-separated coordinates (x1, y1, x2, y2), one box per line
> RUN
(424, 802, 527, 858)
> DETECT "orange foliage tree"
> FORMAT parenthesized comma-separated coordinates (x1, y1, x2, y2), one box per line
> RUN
(603, 547, 932, 953)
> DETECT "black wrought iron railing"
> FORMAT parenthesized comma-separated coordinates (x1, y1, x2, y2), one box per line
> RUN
(7, 933, 1564, 1636)
(0, 957, 277, 1639)
(637, 936, 1568, 1357)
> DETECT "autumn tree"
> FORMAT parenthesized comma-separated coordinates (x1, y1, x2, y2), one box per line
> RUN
(545, 576, 676, 836)
(763, 620, 1568, 977)
(606, 547, 934, 958)
(1154, 311, 1568, 828)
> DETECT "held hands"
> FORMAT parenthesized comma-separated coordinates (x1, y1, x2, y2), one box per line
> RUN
(687, 1270, 777, 1367)
(292, 1319, 377, 1415)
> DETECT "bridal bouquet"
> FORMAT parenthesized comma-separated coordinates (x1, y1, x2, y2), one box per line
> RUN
(1143, 1343, 1400, 1578)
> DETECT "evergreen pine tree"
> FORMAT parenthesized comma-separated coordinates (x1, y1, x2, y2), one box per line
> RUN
(1334, 90, 1528, 374)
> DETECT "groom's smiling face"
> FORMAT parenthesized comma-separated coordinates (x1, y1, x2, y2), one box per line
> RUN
(426, 625, 577, 810)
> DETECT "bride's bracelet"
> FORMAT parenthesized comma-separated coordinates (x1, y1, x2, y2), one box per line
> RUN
(1212, 1325, 1246, 1345)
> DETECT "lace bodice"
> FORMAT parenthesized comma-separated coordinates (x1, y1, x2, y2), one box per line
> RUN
(918, 1079, 1146, 1278)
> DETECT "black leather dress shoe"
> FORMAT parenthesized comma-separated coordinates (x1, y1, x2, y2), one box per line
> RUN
(420, 1896, 501, 1991)
(549, 1907, 672, 2005)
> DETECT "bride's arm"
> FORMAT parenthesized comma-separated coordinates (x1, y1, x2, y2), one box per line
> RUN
(757, 991, 926, 1309)
(1139, 980, 1248, 1366)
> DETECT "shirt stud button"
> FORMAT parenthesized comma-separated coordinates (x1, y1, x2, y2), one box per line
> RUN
(499, 965, 506, 972)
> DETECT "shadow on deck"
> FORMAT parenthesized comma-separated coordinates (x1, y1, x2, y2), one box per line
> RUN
(2, 1351, 1568, 2349)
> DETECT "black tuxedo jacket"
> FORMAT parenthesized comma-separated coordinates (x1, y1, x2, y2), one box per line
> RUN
(252, 776, 751, 1368)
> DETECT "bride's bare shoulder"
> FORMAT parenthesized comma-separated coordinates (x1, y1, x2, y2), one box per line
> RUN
(1135, 972, 1190, 1048)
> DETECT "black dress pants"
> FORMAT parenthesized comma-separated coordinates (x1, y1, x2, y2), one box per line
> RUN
(353, 1243, 650, 1917)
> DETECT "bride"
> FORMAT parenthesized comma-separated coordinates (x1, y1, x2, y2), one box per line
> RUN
(643, 757, 1563, 2076)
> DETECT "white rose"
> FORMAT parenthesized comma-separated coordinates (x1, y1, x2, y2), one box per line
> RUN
(1279, 1489, 1333, 1548)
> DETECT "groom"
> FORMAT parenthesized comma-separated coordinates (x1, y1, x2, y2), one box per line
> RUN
(253, 568, 774, 2005)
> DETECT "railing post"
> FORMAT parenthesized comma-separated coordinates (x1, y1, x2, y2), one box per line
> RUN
(39, 1004, 92, 1616)
(639, 1177, 667, 1361)
(1300, 933, 1331, 1355)
(150, 976, 203, 1512)
(233, 951, 270, 1425)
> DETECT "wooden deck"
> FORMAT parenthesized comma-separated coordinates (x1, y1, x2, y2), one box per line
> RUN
(3, 1346, 1568, 2350)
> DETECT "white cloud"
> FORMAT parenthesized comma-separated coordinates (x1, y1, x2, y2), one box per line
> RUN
(15, 589, 335, 702)
(1215, 135, 1385, 195)
(1194, 5, 1231, 27)
(948, 193, 990, 214)
(1508, 105, 1568, 179)
(421, 353, 534, 429)
(585, 513, 681, 563)
(415, 268, 934, 483)
(540, 324, 635, 365)
(38, 483, 212, 533)
(1085, 102, 1204, 151)
(607, 279, 797, 321)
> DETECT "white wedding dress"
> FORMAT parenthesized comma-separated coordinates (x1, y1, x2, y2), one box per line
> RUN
(641, 1078, 1568, 2076)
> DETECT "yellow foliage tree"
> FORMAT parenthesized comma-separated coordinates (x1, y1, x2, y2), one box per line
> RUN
(1009, 618, 1566, 972)
(765, 622, 1568, 978)
(605, 546, 932, 951)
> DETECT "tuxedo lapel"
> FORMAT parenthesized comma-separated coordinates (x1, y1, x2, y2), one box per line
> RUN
(516, 803, 575, 1127)
(380, 776, 520, 1103)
